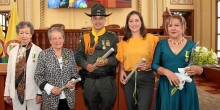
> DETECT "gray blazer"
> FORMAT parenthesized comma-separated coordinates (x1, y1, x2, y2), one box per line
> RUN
(34, 47, 79, 110)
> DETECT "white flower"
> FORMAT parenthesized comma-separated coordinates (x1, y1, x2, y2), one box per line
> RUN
(199, 53, 203, 56)
(202, 47, 208, 53)
(212, 52, 218, 63)
(175, 68, 192, 90)
(194, 46, 200, 52)
(212, 52, 217, 59)
(171, 68, 192, 96)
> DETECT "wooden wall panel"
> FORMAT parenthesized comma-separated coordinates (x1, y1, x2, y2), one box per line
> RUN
(203, 67, 220, 86)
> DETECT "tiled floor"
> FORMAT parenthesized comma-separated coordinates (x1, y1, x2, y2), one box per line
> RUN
(194, 76, 220, 98)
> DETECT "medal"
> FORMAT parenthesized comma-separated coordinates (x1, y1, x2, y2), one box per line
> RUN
(88, 40, 98, 55)
(185, 58, 189, 62)
(63, 54, 68, 63)
(106, 40, 110, 46)
(88, 48, 95, 55)
(102, 40, 106, 50)
(185, 51, 189, 62)
(102, 46, 106, 50)
(32, 53, 36, 63)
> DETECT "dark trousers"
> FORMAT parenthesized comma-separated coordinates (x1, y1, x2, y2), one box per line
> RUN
(124, 70, 155, 110)
(83, 76, 117, 110)
(58, 99, 70, 110)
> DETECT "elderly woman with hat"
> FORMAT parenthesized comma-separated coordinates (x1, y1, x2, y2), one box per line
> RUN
(75, 3, 119, 110)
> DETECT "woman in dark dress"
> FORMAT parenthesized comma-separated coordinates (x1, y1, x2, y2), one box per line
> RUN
(152, 15, 203, 110)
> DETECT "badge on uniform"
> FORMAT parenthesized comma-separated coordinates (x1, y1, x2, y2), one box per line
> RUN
(96, 57, 104, 64)
(106, 40, 110, 46)
(185, 51, 189, 62)
(88, 48, 95, 55)
(32, 53, 36, 63)
(102, 40, 106, 50)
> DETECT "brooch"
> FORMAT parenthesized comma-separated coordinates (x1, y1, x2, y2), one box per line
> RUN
(32, 53, 36, 63)
(63, 54, 68, 63)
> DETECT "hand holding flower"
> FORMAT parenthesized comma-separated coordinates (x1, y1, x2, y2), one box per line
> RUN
(185, 66, 203, 76)
(164, 70, 180, 87)
(171, 68, 192, 96)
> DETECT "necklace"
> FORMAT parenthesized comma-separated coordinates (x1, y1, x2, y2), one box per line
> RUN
(168, 37, 185, 45)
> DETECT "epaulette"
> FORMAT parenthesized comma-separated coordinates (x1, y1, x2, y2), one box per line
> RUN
(106, 30, 116, 35)
(83, 31, 91, 34)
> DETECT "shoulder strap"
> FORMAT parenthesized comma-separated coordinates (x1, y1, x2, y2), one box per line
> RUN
(83, 33, 90, 54)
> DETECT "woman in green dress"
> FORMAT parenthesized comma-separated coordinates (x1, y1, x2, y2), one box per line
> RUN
(152, 15, 203, 110)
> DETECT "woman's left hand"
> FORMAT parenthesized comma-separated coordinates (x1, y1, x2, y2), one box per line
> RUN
(36, 95, 42, 104)
(185, 65, 203, 76)
(138, 63, 151, 71)
(66, 80, 75, 89)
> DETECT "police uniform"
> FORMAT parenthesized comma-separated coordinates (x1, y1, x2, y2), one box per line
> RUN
(76, 30, 118, 110)
(76, 4, 119, 110)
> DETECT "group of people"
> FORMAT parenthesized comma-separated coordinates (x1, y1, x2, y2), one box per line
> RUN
(4, 3, 203, 110)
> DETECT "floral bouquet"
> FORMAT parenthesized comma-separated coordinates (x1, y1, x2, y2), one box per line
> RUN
(171, 42, 218, 96)
(189, 46, 218, 66)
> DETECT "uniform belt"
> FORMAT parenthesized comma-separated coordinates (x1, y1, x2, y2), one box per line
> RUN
(85, 73, 111, 79)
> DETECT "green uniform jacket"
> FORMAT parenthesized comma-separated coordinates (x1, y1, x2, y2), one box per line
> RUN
(75, 30, 119, 74)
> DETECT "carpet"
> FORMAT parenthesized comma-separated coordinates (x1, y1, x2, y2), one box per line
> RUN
(197, 88, 220, 110)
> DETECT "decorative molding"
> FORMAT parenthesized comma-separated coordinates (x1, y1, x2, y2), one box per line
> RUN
(0, 0, 10, 5)
(170, 0, 193, 5)
(25, 0, 31, 21)
(164, 0, 167, 11)
(152, 0, 156, 28)
(198, 0, 201, 42)
(40, 0, 44, 28)
(138, 0, 142, 13)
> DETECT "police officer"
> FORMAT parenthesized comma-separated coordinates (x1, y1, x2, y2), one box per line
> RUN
(75, 3, 118, 110)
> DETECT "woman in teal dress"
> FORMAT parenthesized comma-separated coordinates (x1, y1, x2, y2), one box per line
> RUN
(152, 15, 203, 110)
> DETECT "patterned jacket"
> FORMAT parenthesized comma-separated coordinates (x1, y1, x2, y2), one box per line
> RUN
(34, 47, 79, 110)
